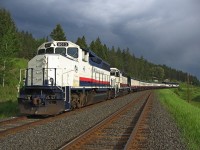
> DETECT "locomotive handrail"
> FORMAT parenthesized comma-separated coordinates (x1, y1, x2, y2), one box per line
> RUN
(17, 69, 26, 95)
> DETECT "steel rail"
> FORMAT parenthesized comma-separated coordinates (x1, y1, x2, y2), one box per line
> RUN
(124, 92, 153, 149)
(0, 116, 27, 126)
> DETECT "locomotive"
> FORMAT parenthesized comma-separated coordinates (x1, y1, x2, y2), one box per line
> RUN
(18, 40, 178, 115)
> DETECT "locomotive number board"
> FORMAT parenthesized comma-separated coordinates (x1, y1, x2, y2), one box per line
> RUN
(57, 42, 68, 46)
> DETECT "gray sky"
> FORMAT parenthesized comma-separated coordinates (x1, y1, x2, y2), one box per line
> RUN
(1, 0, 200, 80)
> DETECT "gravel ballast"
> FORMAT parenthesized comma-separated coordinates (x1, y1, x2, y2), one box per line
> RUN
(147, 95, 187, 150)
(0, 91, 187, 150)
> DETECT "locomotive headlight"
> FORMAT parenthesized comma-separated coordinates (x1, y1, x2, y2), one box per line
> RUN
(25, 95, 31, 100)
(50, 78, 54, 86)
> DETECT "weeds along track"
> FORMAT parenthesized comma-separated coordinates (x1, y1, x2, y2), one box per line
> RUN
(59, 91, 153, 150)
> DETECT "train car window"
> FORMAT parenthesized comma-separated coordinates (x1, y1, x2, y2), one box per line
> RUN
(91, 57, 102, 64)
(67, 48, 78, 58)
(110, 72, 115, 76)
(38, 49, 45, 55)
(46, 47, 54, 54)
(102, 62, 110, 71)
(55, 47, 66, 56)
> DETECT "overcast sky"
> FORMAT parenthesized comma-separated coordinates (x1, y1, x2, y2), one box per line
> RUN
(1, 0, 200, 80)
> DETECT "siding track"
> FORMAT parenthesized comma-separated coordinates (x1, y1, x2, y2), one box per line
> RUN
(0, 116, 43, 138)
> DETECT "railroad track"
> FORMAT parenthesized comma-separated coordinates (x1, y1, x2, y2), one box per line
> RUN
(0, 116, 45, 138)
(59, 91, 154, 150)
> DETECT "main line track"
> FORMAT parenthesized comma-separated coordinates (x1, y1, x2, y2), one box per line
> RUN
(59, 91, 154, 150)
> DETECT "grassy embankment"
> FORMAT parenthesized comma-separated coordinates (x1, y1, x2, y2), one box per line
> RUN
(173, 83, 200, 108)
(158, 84, 200, 150)
(0, 58, 27, 118)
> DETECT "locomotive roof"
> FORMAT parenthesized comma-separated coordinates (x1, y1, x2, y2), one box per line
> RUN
(86, 49, 110, 71)
(38, 41, 80, 49)
(37, 41, 111, 71)
(81, 47, 110, 67)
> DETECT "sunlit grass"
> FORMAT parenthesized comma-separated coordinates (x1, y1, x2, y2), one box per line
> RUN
(158, 89, 200, 150)
(0, 58, 27, 118)
(0, 85, 18, 102)
(172, 83, 200, 108)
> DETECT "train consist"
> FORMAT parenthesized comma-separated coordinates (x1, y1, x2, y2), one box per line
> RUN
(18, 41, 178, 115)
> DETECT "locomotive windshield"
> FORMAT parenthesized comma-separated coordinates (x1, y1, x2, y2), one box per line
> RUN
(55, 48, 66, 56)
(38, 49, 45, 54)
(46, 47, 54, 54)
(110, 71, 120, 77)
(37, 47, 66, 56)
(37, 47, 79, 59)
(67, 47, 78, 58)
(110, 71, 115, 76)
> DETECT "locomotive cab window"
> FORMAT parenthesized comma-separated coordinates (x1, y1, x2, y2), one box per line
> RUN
(110, 71, 115, 76)
(38, 49, 45, 55)
(55, 47, 66, 56)
(67, 47, 78, 58)
(46, 47, 54, 54)
(116, 72, 120, 77)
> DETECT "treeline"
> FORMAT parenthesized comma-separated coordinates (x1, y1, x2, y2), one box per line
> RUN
(0, 8, 199, 85)
(76, 36, 200, 85)
(0, 8, 46, 59)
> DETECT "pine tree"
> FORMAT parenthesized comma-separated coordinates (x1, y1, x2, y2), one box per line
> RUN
(0, 8, 19, 57)
(89, 37, 108, 60)
(90, 41, 96, 53)
(107, 46, 117, 67)
(50, 24, 66, 41)
(76, 36, 87, 49)
(151, 66, 165, 81)
(17, 31, 45, 59)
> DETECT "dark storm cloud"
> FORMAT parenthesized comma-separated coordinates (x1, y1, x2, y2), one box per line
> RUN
(1, 0, 200, 79)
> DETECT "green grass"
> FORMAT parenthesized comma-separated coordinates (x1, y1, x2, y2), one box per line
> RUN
(0, 85, 19, 102)
(0, 58, 27, 86)
(0, 100, 19, 118)
(158, 89, 200, 150)
(0, 58, 27, 118)
(172, 83, 200, 108)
